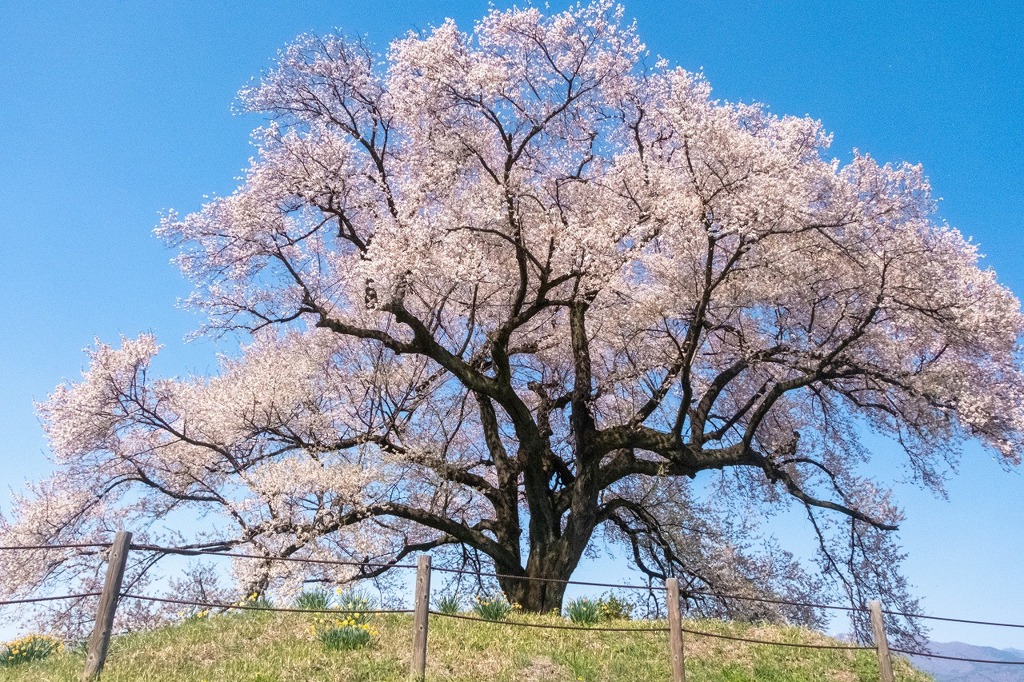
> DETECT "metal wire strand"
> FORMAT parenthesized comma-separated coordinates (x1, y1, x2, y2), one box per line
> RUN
(429, 565, 665, 592)
(119, 593, 413, 615)
(428, 611, 669, 633)
(0, 592, 102, 606)
(882, 610, 1024, 629)
(681, 626, 872, 651)
(890, 648, 1024, 666)
(0, 543, 112, 551)
(129, 544, 418, 570)
(684, 589, 866, 613)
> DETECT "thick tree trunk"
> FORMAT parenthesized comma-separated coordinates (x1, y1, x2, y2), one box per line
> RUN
(494, 515, 597, 613)
(499, 571, 568, 613)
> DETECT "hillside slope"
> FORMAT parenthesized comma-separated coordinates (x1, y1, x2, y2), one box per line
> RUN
(0, 612, 931, 681)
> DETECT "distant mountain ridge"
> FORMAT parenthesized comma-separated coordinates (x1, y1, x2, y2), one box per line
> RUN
(909, 641, 1024, 682)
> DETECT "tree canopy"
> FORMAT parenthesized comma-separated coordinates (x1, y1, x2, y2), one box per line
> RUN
(3, 1, 1023, 645)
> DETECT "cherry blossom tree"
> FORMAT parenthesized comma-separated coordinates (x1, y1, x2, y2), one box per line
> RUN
(4, 1, 1023, 644)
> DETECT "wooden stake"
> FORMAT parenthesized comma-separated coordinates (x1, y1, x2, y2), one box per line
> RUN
(869, 600, 895, 682)
(81, 530, 132, 681)
(410, 554, 432, 681)
(666, 577, 686, 682)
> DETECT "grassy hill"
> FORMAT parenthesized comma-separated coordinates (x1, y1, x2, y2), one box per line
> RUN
(0, 610, 931, 681)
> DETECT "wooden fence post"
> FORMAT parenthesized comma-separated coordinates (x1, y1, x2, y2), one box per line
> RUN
(869, 600, 895, 682)
(410, 554, 432, 681)
(666, 577, 686, 682)
(81, 530, 132, 681)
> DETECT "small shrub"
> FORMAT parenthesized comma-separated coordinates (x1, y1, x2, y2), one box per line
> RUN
(472, 594, 517, 621)
(295, 587, 332, 611)
(311, 616, 378, 650)
(564, 597, 601, 626)
(0, 634, 62, 667)
(597, 593, 633, 621)
(181, 607, 212, 623)
(305, 588, 379, 650)
(434, 593, 462, 615)
(228, 591, 273, 615)
(335, 588, 375, 625)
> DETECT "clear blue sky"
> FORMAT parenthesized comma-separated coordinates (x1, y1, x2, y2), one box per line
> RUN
(1, 1, 1022, 649)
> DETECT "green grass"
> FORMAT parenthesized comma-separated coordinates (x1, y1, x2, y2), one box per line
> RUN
(0, 610, 932, 681)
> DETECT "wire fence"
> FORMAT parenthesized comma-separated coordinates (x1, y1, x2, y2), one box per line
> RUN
(1, 537, 1022, 681)
(123, 540, 1024, 630)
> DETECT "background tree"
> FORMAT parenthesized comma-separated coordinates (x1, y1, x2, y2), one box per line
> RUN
(3, 1, 1023, 645)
